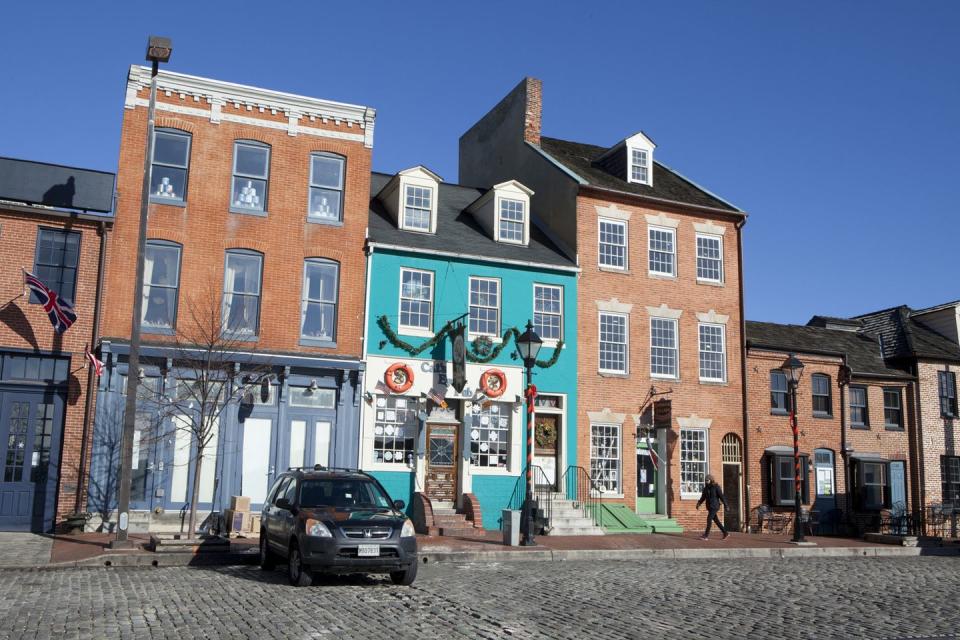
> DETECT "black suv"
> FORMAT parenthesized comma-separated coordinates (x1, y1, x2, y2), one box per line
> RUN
(259, 467, 418, 586)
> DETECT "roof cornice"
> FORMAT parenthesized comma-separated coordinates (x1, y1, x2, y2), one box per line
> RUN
(367, 241, 580, 273)
(578, 183, 747, 219)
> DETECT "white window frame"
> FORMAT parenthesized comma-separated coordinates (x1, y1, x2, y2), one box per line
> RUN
(598, 218, 628, 271)
(599, 311, 629, 375)
(650, 317, 679, 379)
(648, 225, 676, 277)
(696, 233, 723, 283)
(497, 197, 527, 245)
(533, 283, 563, 345)
(698, 323, 726, 383)
(590, 423, 622, 496)
(680, 427, 708, 498)
(401, 184, 434, 233)
(630, 148, 650, 185)
(398, 268, 434, 337)
(468, 277, 501, 338)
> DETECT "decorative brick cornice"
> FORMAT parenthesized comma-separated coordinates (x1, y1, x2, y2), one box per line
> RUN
(596, 298, 633, 314)
(595, 203, 631, 221)
(645, 212, 680, 229)
(693, 220, 726, 236)
(646, 303, 683, 319)
(677, 414, 712, 430)
(696, 309, 730, 325)
(587, 408, 626, 424)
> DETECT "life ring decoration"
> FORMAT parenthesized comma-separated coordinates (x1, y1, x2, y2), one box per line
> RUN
(479, 368, 507, 398)
(384, 362, 415, 393)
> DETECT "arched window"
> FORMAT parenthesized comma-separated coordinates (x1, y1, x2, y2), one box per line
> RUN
(223, 249, 263, 337)
(308, 152, 345, 222)
(231, 140, 271, 214)
(150, 128, 191, 203)
(300, 258, 339, 343)
(141, 240, 182, 332)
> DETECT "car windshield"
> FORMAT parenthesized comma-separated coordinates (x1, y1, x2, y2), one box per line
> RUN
(299, 478, 393, 509)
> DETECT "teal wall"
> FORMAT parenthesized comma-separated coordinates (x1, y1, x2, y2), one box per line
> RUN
(366, 248, 578, 529)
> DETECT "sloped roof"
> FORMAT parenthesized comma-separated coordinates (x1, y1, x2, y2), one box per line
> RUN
(367, 172, 576, 269)
(538, 137, 741, 213)
(746, 320, 911, 379)
(854, 306, 960, 363)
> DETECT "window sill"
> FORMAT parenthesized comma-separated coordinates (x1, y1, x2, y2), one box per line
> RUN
(398, 327, 434, 339)
(307, 216, 344, 227)
(300, 338, 337, 349)
(812, 413, 834, 420)
(222, 333, 259, 343)
(850, 424, 870, 430)
(469, 334, 502, 345)
(770, 410, 789, 416)
(884, 425, 905, 431)
(699, 379, 727, 386)
(597, 492, 624, 500)
(142, 326, 175, 336)
(598, 265, 629, 274)
(541, 339, 563, 349)
(229, 206, 268, 217)
(598, 371, 629, 379)
(647, 272, 677, 281)
(470, 467, 515, 477)
(680, 493, 702, 500)
(651, 373, 679, 381)
(149, 197, 186, 208)
(696, 279, 724, 287)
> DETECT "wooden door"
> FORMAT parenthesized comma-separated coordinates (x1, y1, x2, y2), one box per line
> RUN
(425, 424, 457, 502)
(722, 463, 742, 532)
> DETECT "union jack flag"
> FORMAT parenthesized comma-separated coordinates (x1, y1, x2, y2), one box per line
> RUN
(23, 270, 76, 334)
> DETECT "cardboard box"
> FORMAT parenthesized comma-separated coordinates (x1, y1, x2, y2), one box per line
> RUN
(230, 496, 251, 512)
(249, 514, 262, 533)
(224, 509, 251, 534)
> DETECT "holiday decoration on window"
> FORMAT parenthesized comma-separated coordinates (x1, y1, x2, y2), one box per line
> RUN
(384, 362, 415, 393)
(479, 368, 507, 398)
(235, 180, 261, 209)
(155, 176, 177, 198)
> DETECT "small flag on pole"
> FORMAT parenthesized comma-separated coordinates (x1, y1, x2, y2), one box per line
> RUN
(85, 345, 104, 377)
(646, 430, 661, 471)
(375, 380, 390, 395)
(23, 270, 76, 334)
(426, 385, 447, 407)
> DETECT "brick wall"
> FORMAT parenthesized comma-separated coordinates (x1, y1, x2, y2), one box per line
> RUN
(916, 360, 960, 506)
(0, 207, 106, 523)
(101, 88, 371, 356)
(574, 192, 745, 530)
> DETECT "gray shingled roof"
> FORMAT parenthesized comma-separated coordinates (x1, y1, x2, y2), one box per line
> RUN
(538, 137, 741, 213)
(855, 306, 960, 363)
(367, 172, 576, 269)
(746, 321, 912, 379)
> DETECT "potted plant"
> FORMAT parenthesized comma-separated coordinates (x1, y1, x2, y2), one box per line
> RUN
(62, 512, 91, 534)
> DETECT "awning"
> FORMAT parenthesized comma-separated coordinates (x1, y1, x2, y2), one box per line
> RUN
(850, 452, 888, 462)
(765, 445, 796, 455)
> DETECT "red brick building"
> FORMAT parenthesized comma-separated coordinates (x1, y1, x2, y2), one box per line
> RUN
(745, 319, 915, 535)
(0, 157, 114, 531)
(459, 78, 747, 532)
(87, 66, 376, 531)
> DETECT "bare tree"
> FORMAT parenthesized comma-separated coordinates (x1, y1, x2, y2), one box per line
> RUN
(141, 281, 272, 537)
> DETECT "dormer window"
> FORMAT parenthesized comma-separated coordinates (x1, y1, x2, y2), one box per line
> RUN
(403, 185, 433, 232)
(630, 149, 649, 184)
(498, 198, 525, 243)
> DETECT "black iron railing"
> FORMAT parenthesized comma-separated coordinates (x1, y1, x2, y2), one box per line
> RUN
(559, 465, 605, 528)
(507, 465, 553, 533)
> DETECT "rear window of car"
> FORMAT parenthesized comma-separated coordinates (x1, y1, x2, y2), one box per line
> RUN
(300, 479, 392, 509)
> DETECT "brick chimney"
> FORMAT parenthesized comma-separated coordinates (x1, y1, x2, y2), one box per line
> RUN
(523, 77, 542, 146)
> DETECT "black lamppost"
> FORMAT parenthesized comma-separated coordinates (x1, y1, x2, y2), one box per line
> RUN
(781, 353, 806, 544)
(515, 320, 542, 546)
(112, 36, 173, 548)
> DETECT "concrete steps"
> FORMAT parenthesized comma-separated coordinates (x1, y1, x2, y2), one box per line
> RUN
(545, 498, 605, 536)
(428, 500, 486, 538)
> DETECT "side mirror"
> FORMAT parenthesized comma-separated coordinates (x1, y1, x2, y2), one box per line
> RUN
(393, 500, 406, 511)
(276, 497, 292, 511)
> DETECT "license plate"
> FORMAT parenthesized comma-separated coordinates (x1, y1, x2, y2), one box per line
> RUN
(357, 544, 380, 557)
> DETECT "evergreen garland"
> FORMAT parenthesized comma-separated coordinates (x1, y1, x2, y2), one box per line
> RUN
(376, 315, 563, 369)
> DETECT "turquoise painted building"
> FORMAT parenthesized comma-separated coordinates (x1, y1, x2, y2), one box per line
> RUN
(360, 167, 578, 530)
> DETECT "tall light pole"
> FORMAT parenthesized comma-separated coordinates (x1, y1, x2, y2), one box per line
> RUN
(515, 320, 542, 546)
(112, 36, 173, 548)
(781, 353, 806, 544)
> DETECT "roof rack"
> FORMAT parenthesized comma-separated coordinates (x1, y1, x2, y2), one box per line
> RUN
(286, 464, 369, 474)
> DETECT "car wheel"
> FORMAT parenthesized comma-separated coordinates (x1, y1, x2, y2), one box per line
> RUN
(259, 533, 276, 571)
(288, 542, 313, 587)
(390, 559, 418, 586)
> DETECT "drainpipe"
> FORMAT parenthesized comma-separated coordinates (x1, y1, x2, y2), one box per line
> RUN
(75, 219, 109, 514)
(909, 364, 925, 517)
(736, 217, 749, 530)
(839, 357, 851, 523)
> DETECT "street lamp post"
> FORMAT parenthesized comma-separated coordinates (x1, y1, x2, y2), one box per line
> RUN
(781, 353, 806, 544)
(112, 37, 173, 549)
(515, 320, 542, 546)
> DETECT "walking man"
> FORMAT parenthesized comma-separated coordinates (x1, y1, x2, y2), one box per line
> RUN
(696, 474, 729, 540)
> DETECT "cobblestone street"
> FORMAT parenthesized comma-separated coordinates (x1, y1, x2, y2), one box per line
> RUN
(1, 557, 959, 639)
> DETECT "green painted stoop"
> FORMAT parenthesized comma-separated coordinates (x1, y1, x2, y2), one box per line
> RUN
(596, 505, 652, 534)
(635, 513, 684, 534)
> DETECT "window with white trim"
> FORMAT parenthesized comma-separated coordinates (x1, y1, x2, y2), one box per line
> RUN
(231, 140, 270, 213)
(300, 259, 338, 342)
(630, 148, 650, 184)
(141, 240, 181, 332)
(150, 128, 190, 203)
(403, 185, 433, 232)
(467, 402, 511, 468)
(648, 227, 676, 276)
(680, 428, 707, 496)
(308, 153, 345, 222)
(222, 250, 263, 337)
(399, 269, 433, 332)
(469, 277, 500, 337)
(698, 323, 725, 382)
(498, 198, 525, 243)
(650, 317, 678, 378)
(696, 234, 723, 282)
(373, 395, 417, 465)
(599, 312, 628, 374)
(533, 284, 563, 341)
(590, 423, 621, 493)
(598, 219, 627, 269)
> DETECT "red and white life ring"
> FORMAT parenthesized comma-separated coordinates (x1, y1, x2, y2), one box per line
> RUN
(479, 368, 507, 398)
(384, 363, 415, 393)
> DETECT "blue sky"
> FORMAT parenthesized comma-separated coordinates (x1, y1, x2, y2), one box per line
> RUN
(1, 1, 957, 323)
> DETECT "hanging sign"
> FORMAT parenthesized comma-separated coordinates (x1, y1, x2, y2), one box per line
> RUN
(451, 324, 467, 393)
(654, 399, 672, 430)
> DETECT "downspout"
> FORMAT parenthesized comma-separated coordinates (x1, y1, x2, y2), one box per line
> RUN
(909, 363, 925, 517)
(736, 217, 749, 530)
(839, 356, 850, 523)
(75, 219, 109, 514)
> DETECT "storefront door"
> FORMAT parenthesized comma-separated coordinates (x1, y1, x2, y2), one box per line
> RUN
(241, 417, 276, 509)
(425, 424, 457, 503)
(534, 414, 560, 489)
(636, 451, 657, 514)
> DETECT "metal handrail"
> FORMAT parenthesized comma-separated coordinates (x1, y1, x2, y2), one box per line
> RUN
(559, 465, 606, 528)
(507, 465, 553, 533)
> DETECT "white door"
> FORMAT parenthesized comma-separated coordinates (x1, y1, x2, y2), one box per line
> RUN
(242, 418, 273, 506)
(314, 420, 332, 468)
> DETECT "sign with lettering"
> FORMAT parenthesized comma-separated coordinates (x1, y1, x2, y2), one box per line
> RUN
(452, 324, 467, 393)
(654, 399, 672, 430)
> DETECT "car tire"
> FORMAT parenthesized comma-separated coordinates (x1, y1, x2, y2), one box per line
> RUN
(288, 541, 313, 587)
(259, 533, 276, 571)
(390, 559, 418, 586)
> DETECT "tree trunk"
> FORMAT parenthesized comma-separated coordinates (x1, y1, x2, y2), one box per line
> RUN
(188, 440, 203, 538)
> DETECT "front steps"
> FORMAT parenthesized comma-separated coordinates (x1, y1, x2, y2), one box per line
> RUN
(597, 504, 653, 534)
(545, 494, 605, 536)
(633, 513, 684, 534)
(413, 494, 487, 538)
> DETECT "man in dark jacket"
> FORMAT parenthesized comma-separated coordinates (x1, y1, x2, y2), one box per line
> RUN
(696, 474, 729, 540)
